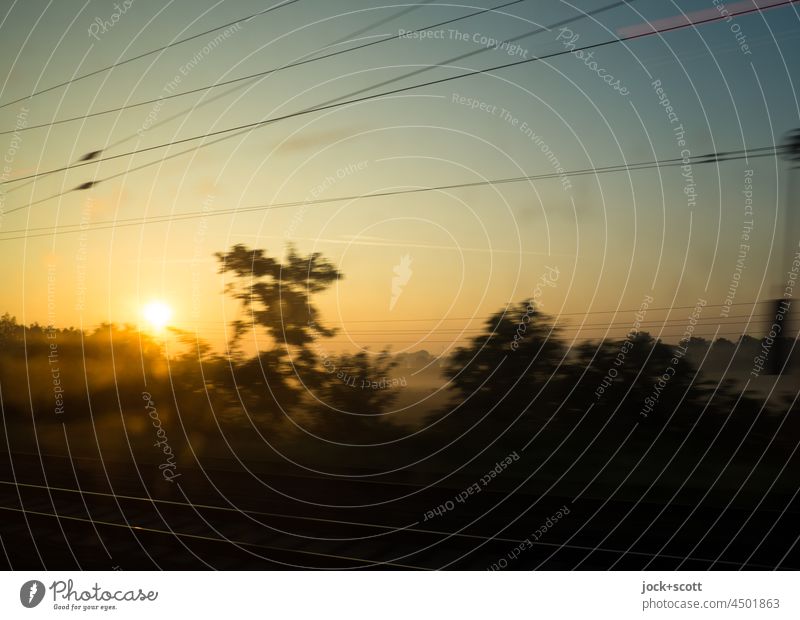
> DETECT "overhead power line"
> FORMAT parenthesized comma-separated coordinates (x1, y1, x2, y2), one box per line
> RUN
(0, 0, 303, 111)
(188, 321, 777, 336)
(1, 0, 792, 217)
(0, 0, 528, 137)
(22, 299, 777, 341)
(1, 0, 632, 189)
(185, 301, 770, 326)
(0, 144, 781, 240)
(303, 316, 782, 332)
(18, 300, 771, 334)
(0, 0, 528, 198)
(0, 0, 443, 205)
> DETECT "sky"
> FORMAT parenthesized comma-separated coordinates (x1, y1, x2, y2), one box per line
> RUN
(0, 0, 799, 353)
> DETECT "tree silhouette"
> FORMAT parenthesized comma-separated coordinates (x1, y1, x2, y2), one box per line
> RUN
(215, 244, 341, 352)
(215, 244, 403, 442)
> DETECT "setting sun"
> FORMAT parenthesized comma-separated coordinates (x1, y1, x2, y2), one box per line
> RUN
(142, 300, 172, 331)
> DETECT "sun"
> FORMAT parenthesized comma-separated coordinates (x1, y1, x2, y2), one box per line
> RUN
(142, 301, 172, 331)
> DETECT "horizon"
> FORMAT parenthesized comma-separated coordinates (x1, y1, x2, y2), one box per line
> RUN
(1, 1, 798, 354)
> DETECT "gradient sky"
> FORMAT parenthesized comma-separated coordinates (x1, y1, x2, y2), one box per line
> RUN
(1, 0, 799, 353)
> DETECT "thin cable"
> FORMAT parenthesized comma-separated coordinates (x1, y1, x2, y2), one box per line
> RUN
(188, 309, 773, 327)
(2, 0, 794, 215)
(0, 0, 528, 138)
(11, 0, 750, 189)
(0, 0, 303, 111)
(0, 0, 523, 197)
(0, 145, 780, 237)
(0, 505, 428, 569)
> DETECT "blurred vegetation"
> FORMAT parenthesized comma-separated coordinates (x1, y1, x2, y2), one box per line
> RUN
(1, 247, 797, 486)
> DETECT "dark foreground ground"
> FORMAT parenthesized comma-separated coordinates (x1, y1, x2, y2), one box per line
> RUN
(1, 450, 798, 571)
